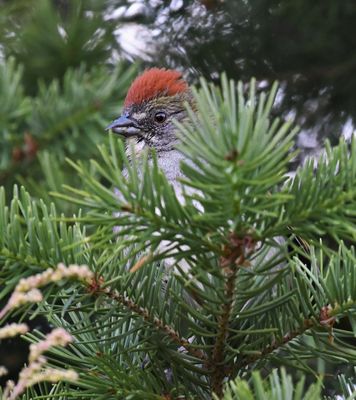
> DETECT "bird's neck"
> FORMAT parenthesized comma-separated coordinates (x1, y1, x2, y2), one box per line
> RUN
(126, 137, 146, 159)
(125, 138, 184, 183)
(126, 136, 179, 158)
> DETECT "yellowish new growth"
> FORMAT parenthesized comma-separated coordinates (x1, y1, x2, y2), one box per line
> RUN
(29, 327, 73, 362)
(0, 263, 93, 319)
(0, 263, 90, 399)
(0, 323, 29, 340)
(4, 328, 78, 400)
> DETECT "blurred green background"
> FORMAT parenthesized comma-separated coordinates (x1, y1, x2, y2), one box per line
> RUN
(0, 0, 355, 389)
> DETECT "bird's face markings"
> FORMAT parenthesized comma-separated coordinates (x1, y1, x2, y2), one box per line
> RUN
(109, 95, 188, 151)
(130, 112, 147, 122)
(106, 68, 193, 152)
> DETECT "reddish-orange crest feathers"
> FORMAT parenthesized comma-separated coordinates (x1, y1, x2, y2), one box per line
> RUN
(124, 68, 188, 108)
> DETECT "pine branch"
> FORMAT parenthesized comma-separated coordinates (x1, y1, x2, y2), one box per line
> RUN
(280, 138, 356, 242)
(2, 73, 356, 398)
(211, 265, 238, 397)
(102, 285, 207, 362)
(236, 318, 315, 370)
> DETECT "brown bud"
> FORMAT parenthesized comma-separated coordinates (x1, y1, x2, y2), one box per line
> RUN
(319, 305, 335, 327)
(87, 275, 105, 295)
(12, 147, 25, 162)
(24, 132, 39, 159)
(224, 149, 239, 161)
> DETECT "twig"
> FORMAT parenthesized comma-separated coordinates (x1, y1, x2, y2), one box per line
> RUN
(103, 287, 207, 362)
(235, 302, 350, 372)
(210, 268, 237, 397)
(210, 232, 255, 397)
(235, 319, 315, 371)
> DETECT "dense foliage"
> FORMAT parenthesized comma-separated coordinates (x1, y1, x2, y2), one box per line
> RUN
(0, 1, 356, 399)
(1, 74, 356, 398)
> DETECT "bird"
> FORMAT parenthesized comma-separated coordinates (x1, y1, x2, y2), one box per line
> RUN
(106, 68, 308, 273)
(106, 68, 194, 191)
(106, 67, 200, 279)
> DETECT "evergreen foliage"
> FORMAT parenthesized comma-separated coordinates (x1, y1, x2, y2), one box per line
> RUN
(0, 0, 118, 94)
(0, 55, 136, 207)
(1, 1, 356, 398)
(1, 76, 356, 398)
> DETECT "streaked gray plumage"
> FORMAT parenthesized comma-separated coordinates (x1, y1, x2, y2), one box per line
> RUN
(107, 68, 194, 203)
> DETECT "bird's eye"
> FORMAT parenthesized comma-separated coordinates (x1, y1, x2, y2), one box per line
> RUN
(154, 112, 167, 123)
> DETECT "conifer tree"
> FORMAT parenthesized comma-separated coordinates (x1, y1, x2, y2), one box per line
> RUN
(1, 1, 356, 399)
(1, 75, 356, 399)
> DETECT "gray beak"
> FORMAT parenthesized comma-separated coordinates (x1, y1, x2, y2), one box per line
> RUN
(106, 115, 141, 138)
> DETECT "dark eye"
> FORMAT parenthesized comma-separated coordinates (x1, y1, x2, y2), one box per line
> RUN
(154, 112, 167, 123)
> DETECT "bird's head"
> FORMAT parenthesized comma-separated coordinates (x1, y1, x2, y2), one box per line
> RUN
(106, 68, 192, 152)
